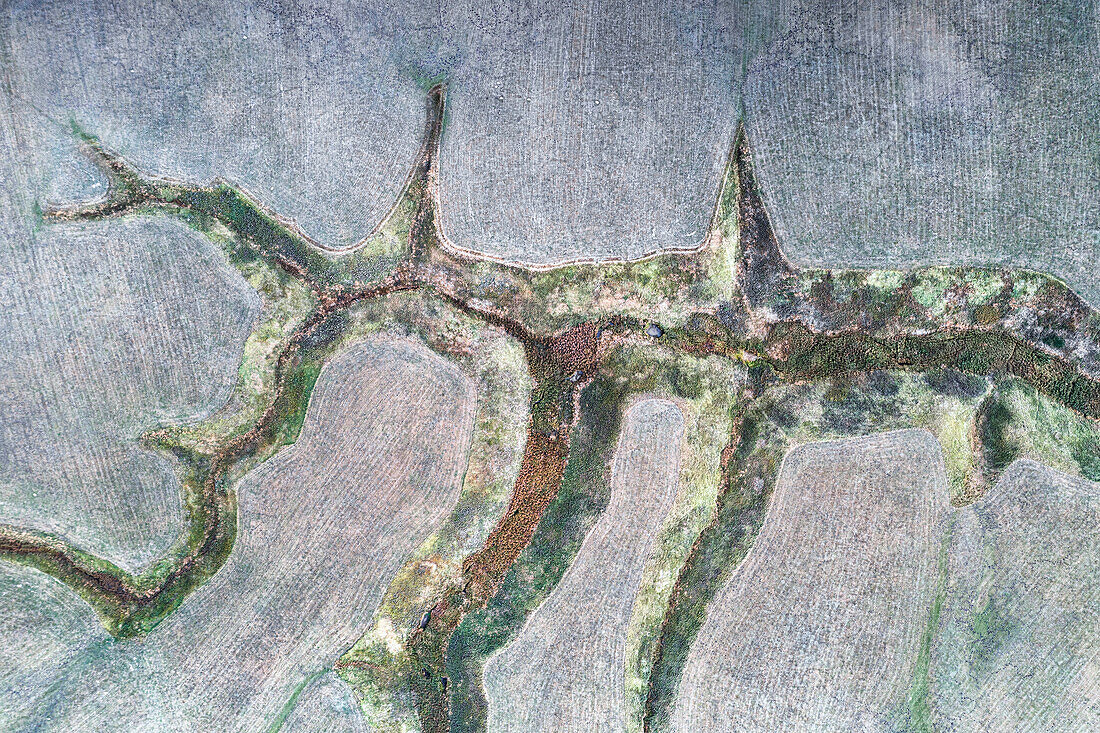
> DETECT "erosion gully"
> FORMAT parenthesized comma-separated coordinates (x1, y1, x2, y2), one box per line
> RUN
(4, 84, 1100, 732)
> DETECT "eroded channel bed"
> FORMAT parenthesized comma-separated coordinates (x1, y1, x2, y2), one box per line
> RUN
(3, 83, 1100, 733)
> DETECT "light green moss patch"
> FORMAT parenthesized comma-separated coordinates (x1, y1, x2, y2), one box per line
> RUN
(911, 268, 955, 315)
(1000, 379, 1100, 481)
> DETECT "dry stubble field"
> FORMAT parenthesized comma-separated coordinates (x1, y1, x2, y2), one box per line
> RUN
(2, 2, 1100, 730)
(672, 430, 950, 731)
(931, 460, 1100, 731)
(0, 210, 257, 571)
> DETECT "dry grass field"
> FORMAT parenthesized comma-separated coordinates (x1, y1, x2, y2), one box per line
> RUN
(1, 336, 475, 731)
(0, 216, 258, 570)
(3, 4, 1100, 730)
(436, 0, 746, 265)
(671, 430, 950, 731)
(4, 0, 762, 266)
(931, 460, 1100, 731)
(484, 398, 683, 732)
(745, 0, 1100, 304)
(0, 564, 110, 729)
(5, 0, 430, 250)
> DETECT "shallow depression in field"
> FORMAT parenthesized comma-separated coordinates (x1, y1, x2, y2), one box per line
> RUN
(931, 460, 1100, 731)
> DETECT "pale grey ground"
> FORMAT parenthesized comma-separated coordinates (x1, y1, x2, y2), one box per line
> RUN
(0, 73, 259, 570)
(485, 398, 683, 732)
(932, 460, 1100, 732)
(0, 564, 111, 730)
(2, 2, 1100, 729)
(436, 0, 760, 264)
(672, 429, 949, 732)
(283, 671, 370, 733)
(0, 217, 258, 571)
(745, 0, 1100, 304)
(0, 336, 474, 732)
(3, 0, 432, 249)
(0, 0, 762, 264)
(5, 2, 1095, 291)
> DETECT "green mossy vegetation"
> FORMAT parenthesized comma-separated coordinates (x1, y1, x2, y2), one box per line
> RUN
(597, 347, 745, 732)
(447, 377, 629, 732)
(265, 670, 327, 733)
(642, 397, 780, 733)
(991, 378, 1100, 483)
(967, 596, 1014, 676)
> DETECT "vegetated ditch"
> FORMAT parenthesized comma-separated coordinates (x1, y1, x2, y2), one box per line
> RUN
(7, 85, 1100, 732)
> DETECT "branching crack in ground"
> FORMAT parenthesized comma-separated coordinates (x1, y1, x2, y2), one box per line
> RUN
(5, 84, 1100, 731)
